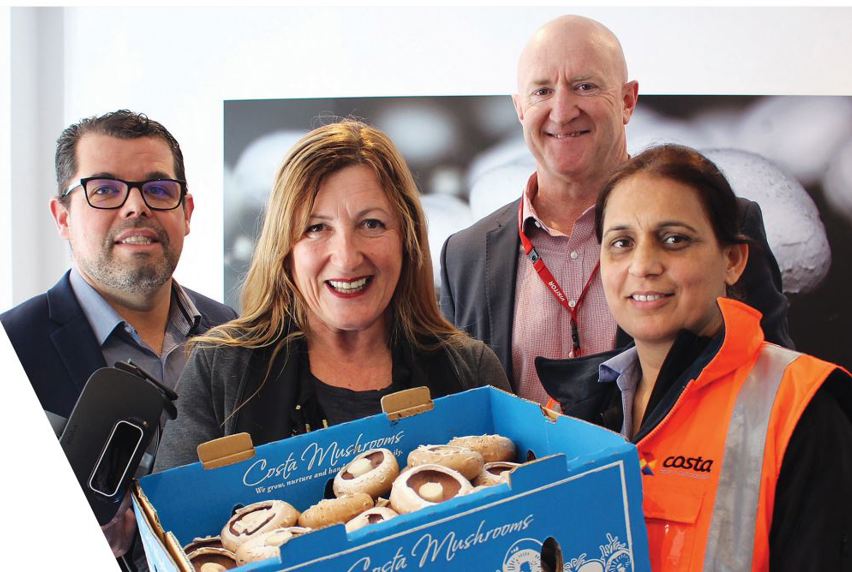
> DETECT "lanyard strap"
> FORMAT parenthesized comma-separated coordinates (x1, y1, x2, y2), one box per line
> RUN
(517, 200, 599, 355)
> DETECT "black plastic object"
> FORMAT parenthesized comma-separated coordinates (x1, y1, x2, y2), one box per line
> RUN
(59, 360, 177, 525)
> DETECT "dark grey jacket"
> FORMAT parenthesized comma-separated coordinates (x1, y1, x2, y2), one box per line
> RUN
(154, 335, 510, 471)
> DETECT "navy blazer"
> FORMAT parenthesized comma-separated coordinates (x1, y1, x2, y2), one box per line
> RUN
(1, 270, 237, 419)
(439, 196, 793, 390)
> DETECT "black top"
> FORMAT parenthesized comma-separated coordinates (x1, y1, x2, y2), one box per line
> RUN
(312, 379, 405, 426)
(770, 371, 852, 569)
(304, 344, 407, 427)
(536, 332, 852, 568)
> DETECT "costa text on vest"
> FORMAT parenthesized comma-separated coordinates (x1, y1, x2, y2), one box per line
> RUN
(662, 454, 714, 473)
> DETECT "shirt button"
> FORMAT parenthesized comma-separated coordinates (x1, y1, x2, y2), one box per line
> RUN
(570, 251, 578, 260)
(568, 299, 577, 308)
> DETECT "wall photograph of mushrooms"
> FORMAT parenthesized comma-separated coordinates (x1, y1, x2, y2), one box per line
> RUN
(224, 95, 852, 370)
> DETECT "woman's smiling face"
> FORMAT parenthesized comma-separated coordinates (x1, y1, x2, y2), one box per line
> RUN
(600, 172, 747, 351)
(290, 164, 403, 338)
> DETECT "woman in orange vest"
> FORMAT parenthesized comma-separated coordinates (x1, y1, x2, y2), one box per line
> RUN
(537, 144, 852, 571)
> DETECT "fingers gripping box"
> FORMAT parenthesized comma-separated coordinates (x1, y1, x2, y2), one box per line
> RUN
(133, 386, 650, 571)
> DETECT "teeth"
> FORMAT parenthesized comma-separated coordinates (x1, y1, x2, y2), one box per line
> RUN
(551, 132, 584, 139)
(120, 236, 153, 245)
(632, 294, 665, 302)
(328, 277, 369, 292)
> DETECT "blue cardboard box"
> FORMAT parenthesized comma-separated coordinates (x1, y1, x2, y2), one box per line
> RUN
(133, 386, 650, 571)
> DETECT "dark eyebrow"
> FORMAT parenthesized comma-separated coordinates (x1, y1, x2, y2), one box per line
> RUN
(657, 221, 699, 233)
(602, 221, 700, 234)
(602, 224, 631, 234)
(84, 171, 175, 181)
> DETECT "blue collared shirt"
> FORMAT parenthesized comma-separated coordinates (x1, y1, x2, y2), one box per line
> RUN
(599, 346, 642, 439)
(69, 268, 202, 473)
(69, 267, 200, 391)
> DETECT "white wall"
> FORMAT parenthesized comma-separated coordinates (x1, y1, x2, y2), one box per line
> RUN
(2, 6, 851, 569)
(7, 8, 69, 310)
(5, 6, 852, 308)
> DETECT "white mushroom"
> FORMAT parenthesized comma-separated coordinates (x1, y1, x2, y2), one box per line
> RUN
(186, 546, 237, 571)
(333, 448, 400, 500)
(220, 500, 300, 552)
(406, 445, 484, 480)
(390, 464, 473, 514)
(233, 526, 311, 566)
(298, 493, 374, 529)
(702, 148, 831, 294)
(473, 461, 521, 487)
(448, 435, 517, 463)
(344, 507, 400, 532)
(183, 535, 224, 554)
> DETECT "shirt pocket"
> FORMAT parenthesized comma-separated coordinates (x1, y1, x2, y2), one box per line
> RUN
(643, 478, 705, 571)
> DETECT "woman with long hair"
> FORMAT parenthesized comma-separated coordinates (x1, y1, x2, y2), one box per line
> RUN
(155, 120, 509, 470)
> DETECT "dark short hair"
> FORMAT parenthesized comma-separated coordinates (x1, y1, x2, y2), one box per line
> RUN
(595, 144, 747, 247)
(54, 110, 186, 200)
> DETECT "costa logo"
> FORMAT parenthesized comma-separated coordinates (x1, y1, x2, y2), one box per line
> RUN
(662, 454, 714, 473)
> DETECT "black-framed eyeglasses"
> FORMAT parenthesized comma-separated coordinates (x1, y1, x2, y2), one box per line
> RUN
(61, 177, 187, 211)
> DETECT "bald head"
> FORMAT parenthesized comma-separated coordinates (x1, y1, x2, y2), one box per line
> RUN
(517, 15, 628, 91)
(512, 14, 638, 192)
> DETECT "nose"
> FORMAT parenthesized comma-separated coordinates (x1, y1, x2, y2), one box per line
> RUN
(549, 86, 581, 124)
(119, 185, 153, 218)
(330, 228, 364, 271)
(628, 240, 663, 278)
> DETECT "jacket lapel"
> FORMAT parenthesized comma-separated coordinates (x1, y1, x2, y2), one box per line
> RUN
(47, 272, 107, 397)
(484, 199, 522, 384)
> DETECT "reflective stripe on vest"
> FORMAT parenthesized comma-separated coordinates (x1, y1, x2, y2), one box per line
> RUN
(703, 344, 800, 570)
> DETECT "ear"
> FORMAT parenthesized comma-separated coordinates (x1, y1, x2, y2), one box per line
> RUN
(723, 243, 749, 286)
(182, 193, 195, 236)
(49, 197, 72, 240)
(512, 93, 524, 122)
(622, 80, 639, 125)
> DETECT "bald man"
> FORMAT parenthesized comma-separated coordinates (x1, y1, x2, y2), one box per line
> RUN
(439, 15, 792, 404)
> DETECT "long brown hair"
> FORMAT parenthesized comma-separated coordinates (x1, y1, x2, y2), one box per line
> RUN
(191, 120, 465, 373)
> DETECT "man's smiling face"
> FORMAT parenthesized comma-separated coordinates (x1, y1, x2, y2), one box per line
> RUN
(513, 18, 637, 187)
(51, 133, 193, 300)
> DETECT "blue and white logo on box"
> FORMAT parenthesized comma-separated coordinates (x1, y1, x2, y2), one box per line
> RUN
(502, 538, 542, 571)
(501, 533, 633, 572)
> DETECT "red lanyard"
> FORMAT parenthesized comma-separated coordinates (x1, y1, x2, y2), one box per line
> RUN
(517, 200, 599, 357)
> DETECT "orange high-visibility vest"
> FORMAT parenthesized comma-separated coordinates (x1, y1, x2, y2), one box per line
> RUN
(637, 298, 840, 571)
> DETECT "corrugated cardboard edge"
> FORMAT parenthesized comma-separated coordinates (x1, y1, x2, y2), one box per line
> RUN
(197, 432, 256, 469)
(132, 482, 193, 572)
(381, 386, 433, 420)
(165, 532, 194, 572)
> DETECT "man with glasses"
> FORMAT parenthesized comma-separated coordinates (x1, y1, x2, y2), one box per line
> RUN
(440, 15, 792, 405)
(1, 110, 236, 569)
